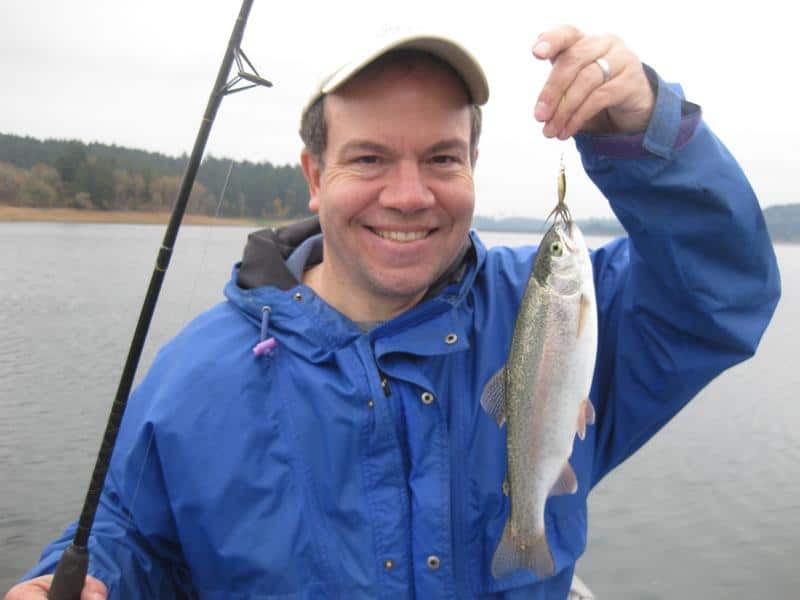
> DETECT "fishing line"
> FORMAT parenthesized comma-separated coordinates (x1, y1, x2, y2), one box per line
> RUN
(123, 160, 236, 537)
(47, 2, 271, 596)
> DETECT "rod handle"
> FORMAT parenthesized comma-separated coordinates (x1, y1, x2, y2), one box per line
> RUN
(47, 544, 89, 600)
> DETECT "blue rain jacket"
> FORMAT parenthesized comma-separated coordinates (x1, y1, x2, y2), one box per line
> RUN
(27, 75, 780, 599)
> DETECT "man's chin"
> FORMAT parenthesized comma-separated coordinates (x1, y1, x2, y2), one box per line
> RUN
(368, 273, 435, 308)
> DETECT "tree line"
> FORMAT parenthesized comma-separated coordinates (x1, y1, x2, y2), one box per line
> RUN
(3, 131, 797, 241)
(472, 215, 626, 236)
(0, 132, 311, 219)
(474, 206, 799, 242)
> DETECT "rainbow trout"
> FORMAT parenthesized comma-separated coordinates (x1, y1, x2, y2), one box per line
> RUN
(480, 163, 597, 579)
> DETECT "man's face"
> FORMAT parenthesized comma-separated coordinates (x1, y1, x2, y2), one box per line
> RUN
(301, 59, 476, 319)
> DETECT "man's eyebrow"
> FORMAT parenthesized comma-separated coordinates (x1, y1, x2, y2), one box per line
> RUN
(338, 140, 394, 156)
(337, 138, 470, 157)
(426, 139, 470, 155)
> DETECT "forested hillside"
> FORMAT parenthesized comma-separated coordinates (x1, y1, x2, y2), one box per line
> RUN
(0, 133, 311, 219)
(3, 132, 798, 242)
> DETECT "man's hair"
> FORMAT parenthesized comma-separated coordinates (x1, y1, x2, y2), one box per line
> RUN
(299, 49, 482, 167)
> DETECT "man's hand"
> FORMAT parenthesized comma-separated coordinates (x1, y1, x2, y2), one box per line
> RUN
(4, 575, 107, 600)
(532, 25, 656, 139)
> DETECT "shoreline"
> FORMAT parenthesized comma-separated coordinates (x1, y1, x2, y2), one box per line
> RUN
(3, 206, 796, 245)
(0, 205, 276, 227)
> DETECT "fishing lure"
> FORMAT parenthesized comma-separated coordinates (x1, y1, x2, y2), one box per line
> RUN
(547, 155, 572, 224)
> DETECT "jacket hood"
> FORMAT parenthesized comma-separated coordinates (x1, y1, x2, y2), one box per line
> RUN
(237, 216, 322, 291)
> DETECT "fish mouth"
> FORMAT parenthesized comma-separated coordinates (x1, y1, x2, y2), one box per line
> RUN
(559, 221, 579, 253)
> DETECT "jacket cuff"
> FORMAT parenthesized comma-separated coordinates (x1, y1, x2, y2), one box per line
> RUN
(574, 63, 702, 160)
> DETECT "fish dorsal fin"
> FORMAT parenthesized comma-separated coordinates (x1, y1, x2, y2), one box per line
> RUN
(480, 366, 507, 427)
(549, 461, 578, 497)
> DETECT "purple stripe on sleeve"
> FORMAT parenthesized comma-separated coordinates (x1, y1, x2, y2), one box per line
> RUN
(584, 111, 702, 160)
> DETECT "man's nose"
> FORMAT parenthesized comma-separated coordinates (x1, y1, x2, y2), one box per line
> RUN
(379, 160, 435, 212)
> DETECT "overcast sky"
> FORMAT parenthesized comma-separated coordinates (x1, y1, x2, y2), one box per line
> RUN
(1, 0, 795, 219)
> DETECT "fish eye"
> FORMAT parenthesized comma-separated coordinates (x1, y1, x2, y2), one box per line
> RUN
(550, 241, 563, 256)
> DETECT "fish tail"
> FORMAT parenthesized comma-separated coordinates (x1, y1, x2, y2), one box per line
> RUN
(491, 522, 555, 579)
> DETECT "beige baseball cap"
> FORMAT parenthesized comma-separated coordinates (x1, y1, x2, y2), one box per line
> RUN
(303, 28, 490, 115)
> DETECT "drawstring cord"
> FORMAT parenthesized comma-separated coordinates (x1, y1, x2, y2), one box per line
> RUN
(253, 306, 277, 356)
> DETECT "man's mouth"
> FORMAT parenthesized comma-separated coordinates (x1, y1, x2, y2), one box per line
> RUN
(371, 228, 432, 243)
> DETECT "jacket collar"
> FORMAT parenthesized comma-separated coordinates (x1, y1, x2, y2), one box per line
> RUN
(237, 217, 322, 290)
(236, 216, 476, 303)
(225, 218, 488, 355)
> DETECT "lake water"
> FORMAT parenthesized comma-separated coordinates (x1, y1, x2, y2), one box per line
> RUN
(0, 223, 797, 598)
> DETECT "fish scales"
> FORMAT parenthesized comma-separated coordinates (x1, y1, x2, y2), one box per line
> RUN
(507, 276, 591, 528)
(481, 217, 597, 581)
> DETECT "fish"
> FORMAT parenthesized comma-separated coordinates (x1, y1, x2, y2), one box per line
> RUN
(480, 162, 597, 579)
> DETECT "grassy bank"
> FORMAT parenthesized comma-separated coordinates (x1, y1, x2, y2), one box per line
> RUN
(0, 205, 289, 227)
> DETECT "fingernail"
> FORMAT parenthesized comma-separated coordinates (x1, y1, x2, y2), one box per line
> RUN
(534, 101, 548, 121)
(543, 122, 556, 138)
(533, 40, 551, 57)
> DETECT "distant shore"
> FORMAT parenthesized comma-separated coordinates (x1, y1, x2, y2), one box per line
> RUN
(2, 205, 796, 244)
(0, 205, 272, 226)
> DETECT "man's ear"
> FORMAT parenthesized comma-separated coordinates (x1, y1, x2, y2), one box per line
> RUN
(301, 150, 322, 213)
(471, 147, 479, 169)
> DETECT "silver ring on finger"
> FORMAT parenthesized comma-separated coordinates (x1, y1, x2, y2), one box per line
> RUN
(594, 57, 611, 84)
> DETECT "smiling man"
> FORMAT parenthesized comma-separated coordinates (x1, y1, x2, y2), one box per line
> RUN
(8, 26, 780, 600)
(300, 51, 477, 322)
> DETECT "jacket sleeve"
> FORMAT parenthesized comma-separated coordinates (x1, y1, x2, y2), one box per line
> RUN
(576, 69, 781, 485)
(21, 346, 194, 599)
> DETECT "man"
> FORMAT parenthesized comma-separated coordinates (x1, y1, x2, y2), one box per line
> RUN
(6, 25, 780, 599)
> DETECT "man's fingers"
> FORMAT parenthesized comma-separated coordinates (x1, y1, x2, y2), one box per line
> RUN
(559, 81, 617, 139)
(540, 50, 617, 137)
(4, 575, 51, 599)
(531, 28, 653, 137)
(534, 35, 613, 125)
(3, 575, 106, 600)
(80, 576, 108, 600)
(532, 25, 583, 60)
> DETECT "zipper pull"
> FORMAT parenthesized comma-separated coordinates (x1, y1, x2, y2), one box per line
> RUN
(380, 375, 392, 397)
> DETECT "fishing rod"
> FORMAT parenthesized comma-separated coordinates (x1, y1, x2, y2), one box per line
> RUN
(47, 2, 271, 598)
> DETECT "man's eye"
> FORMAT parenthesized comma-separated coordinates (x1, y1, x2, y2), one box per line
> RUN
(431, 155, 458, 165)
(355, 155, 380, 165)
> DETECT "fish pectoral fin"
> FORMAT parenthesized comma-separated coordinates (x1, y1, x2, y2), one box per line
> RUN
(575, 398, 596, 440)
(585, 397, 596, 426)
(549, 461, 578, 497)
(480, 366, 508, 427)
(576, 404, 587, 440)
